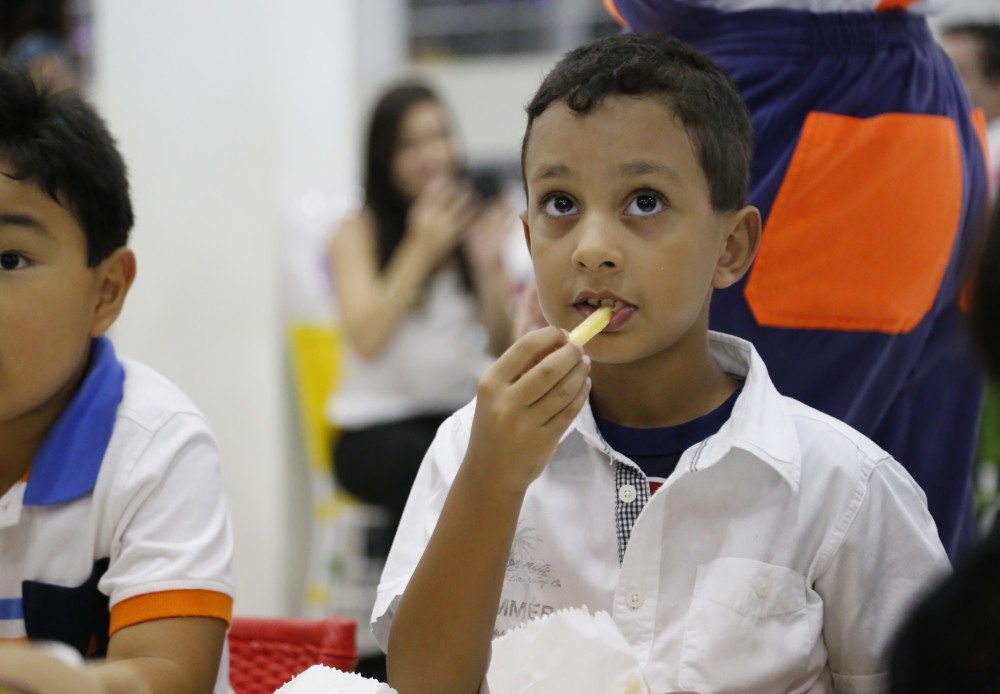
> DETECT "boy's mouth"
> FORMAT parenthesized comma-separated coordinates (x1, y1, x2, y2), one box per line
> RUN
(573, 295, 636, 331)
(578, 298, 627, 310)
(574, 295, 632, 313)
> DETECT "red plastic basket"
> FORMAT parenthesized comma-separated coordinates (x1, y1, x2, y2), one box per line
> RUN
(228, 616, 358, 694)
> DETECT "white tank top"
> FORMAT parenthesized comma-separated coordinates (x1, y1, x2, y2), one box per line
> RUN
(327, 266, 493, 429)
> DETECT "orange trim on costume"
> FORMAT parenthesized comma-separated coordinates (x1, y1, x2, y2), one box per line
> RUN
(604, 0, 626, 26)
(745, 111, 962, 334)
(961, 108, 990, 317)
(876, 0, 919, 9)
(110, 590, 233, 635)
(0, 637, 27, 644)
(971, 108, 990, 177)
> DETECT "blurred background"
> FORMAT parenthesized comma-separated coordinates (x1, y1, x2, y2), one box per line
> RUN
(63, 0, 998, 618)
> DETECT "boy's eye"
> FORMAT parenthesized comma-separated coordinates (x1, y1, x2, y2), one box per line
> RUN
(0, 252, 27, 270)
(625, 193, 665, 216)
(543, 195, 577, 217)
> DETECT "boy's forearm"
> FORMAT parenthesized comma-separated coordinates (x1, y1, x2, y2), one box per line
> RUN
(388, 461, 525, 694)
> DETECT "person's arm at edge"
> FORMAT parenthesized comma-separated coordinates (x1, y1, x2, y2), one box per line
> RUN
(90, 616, 227, 694)
(0, 616, 226, 694)
(466, 202, 515, 356)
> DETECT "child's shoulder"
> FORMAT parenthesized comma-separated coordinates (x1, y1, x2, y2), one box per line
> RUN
(716, 331, 892, 470)
(95, 355, 221, 497)
(782, 395, 889, 463)
(116, 356, 212, 434)
(778, 396, 908, 499)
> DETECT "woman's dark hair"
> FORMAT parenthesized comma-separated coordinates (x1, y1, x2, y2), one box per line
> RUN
(363, 81, 472, 290)
(0, 60, 132, 265)
(522, 32, 752, 212)
(0, 0, 71, 52)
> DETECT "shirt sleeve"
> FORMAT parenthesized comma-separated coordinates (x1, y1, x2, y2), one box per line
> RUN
(370, 407, 470, 652)
(97, 410, 235, 631)
(815, 456, 951, 691)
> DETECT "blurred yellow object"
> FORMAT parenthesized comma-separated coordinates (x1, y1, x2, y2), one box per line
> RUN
(287, 323, 341, 475)
(287, 320, 387, 658)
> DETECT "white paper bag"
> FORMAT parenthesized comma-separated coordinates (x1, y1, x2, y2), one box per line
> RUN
(273, 665, 397, 694)
(485, 606, 651, 694)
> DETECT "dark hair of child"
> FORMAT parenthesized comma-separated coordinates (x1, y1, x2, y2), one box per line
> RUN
(0, 59, 133, 266)
(521, 32, 753, 213)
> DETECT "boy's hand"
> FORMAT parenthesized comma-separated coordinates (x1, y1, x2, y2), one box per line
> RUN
(465, 326, 591, 495)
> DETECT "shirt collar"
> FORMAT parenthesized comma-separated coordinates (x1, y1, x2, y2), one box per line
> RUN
(24, 336, 125, 506)
(567, 332, 802, 492)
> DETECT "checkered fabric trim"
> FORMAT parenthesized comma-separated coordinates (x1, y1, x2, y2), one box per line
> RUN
(615, 462, 650, 564)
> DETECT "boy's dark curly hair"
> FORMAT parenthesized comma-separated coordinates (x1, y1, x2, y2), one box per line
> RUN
(522, 32, 752, 212)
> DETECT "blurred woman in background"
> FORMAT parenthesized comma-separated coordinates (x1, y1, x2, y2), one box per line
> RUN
(325, 80, 513, 679)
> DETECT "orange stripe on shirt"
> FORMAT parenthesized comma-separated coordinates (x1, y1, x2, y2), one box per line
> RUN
(604, 0, 626, 26)
(110, 590, 233, 635)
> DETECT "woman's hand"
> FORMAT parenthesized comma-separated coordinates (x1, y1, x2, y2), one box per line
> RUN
(406, 177, 478, 264)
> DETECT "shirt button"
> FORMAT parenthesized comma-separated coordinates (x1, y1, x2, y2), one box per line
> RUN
(753, 578, 771, 598)
(626, 590, 645, 609)
(618, 484, 637, 503)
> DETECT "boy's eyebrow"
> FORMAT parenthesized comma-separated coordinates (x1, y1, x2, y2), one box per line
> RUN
(619, 162, 682, 180)
(528, 162, 683, 182)
(529, 164, 573, 181)
(0, 213, 53, 237)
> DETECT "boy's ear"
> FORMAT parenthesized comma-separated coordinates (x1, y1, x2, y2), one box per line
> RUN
(520, 210, 532, 255)
(713, 205, 761, 289)
(89, 247, 137, 337)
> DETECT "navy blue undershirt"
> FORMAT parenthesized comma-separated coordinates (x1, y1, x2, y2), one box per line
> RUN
(595, 380, 743, 492)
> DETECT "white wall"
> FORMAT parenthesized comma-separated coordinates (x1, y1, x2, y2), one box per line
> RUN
(90, 0, 377, 616)
(86, 0, 543, 617)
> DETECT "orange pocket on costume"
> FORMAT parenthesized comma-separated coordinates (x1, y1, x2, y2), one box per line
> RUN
(745, 111, 962, 334)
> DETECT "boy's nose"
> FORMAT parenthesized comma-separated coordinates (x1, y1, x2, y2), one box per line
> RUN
(572, 215, 622, 273)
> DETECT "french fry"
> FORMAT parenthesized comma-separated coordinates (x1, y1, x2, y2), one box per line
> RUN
(569, 306, 613, 345)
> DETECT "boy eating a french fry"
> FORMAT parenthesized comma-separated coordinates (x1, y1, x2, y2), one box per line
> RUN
(373, 32, 949, 694)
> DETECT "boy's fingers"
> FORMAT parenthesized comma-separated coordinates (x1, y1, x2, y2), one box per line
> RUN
(543, 375, 591, 430)
(514, 343, 587, 408)
(489, 326, 570, 385)
(528, 359, 591, 425)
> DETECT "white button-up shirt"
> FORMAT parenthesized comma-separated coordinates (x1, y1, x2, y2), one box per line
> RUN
(373, 333, 949, 693)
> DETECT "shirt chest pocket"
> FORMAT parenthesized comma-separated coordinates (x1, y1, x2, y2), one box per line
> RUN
(678, 558, 821, 693)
